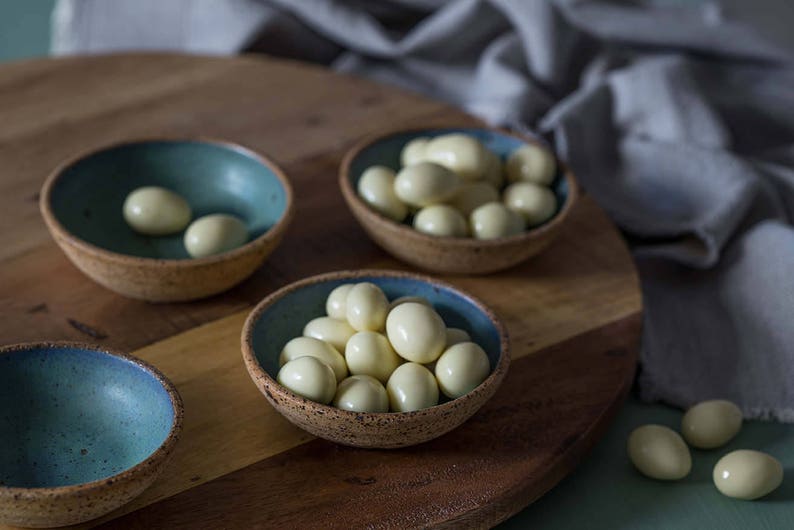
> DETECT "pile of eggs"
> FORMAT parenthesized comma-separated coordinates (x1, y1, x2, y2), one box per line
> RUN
(628, 399, 784, 500)
(275, 282, 492, 413)
(122, 186, 249, 258)
(357, 133, 559, 239)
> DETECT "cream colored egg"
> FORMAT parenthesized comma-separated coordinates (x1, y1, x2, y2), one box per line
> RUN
(357, 165, 408, 222)
(713, 450, 783, 500)
(388, 296, 432, 311)
(386, 302, 446, 363)
(183, 214, 248, 258)
(448, 182, 500, 217)
(482, 150, 504, 189)
(424, 134, 488, 181)
(503, 182, 557, 227)
(470, 202, 525, 239)
(122, 186, 192, 236)
(394, 162, 461, 208)
(303, 316, 356, 353)
(277, 356, 337, 404)
(627, 425, 692, 480)
(434, 342, 491, 399)
(681, 399, 743, 449)
(506, 143, 557, 185)
(445, 327, 471, 347)
(278, 336, 348, 383)
(400, 137, 429, 167)
(413, 205, 468, 237)
(333, 375, 390, 413)
(345, 331, 402, 384)
(386, 362, 439, 412)
(346, 282, 389, 332)
(326, 284, 354, 320)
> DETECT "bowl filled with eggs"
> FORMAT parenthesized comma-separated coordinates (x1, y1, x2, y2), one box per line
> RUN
(241, 269, 509, 448)
(339, 126, 579, 274)
(40, 138, 294, 302)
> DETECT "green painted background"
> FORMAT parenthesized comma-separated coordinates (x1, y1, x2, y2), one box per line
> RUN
(0, 0, 54, 62)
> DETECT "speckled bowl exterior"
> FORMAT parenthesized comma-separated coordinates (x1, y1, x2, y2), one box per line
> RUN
(241, 269, 510, 449)
(40, 138, 294, 302)
(339, 126, 580, 274)
(0, 342, 183, 528)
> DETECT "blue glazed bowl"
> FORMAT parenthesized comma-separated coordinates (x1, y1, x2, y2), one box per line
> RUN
(0, 342, 183, 528)
(41, 139, 294, 301)
(339, 125, 579, 274)
(241, 269, 510, 448)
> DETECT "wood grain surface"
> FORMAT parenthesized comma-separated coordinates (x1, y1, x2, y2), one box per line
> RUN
(0, 53, 642, 528)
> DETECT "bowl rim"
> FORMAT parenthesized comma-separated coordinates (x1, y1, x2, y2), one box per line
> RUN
(338, 124, 580, 246)
(0, 341, 184, 498)
(240, 268, 511, 420)
(39, 137, 295, 267)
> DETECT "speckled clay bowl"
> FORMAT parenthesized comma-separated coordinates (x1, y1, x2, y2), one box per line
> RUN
(41, 139, 294, 302)
(0, 342, 183, 528)
(339, 126, 579, 274)
(241, 269, 510, 449)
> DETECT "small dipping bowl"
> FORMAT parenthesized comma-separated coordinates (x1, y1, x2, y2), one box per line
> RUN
(339, 126, 579, 274)
(0, 342, 183, 528)
(241, 270, 510, 449)
(41, 139, 294, 302)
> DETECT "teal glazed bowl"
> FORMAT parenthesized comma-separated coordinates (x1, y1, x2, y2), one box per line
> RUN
(41, 139, 294, 301)
(241, 269, 510, 449)
(339, 126, 579, 274)
(0, 342, 183, 528)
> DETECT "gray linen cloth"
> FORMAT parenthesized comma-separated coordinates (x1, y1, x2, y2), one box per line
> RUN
(52, 0, 794, 421)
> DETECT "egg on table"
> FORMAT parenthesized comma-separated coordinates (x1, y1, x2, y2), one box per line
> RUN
(627, 424, 692, 480)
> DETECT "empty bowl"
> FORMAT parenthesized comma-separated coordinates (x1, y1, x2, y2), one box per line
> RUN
(0, 342, 183, 527)
(40, 138, 294, 302)
(339, 126, 579, 274)
(241, 269, 510, 449)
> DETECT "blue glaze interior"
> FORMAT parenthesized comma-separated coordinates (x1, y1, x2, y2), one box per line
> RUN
(0, 346, 175, 488)
(50, 141, 289, 259)
(348, 128, 568, 226)
(250, 275, 502, 405)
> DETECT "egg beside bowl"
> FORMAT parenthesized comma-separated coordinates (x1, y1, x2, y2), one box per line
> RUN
(241, 269, 510, 449)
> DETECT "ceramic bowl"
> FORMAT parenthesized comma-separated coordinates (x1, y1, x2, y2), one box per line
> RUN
(241, 269, 510, 449)
(0, 342, 183, 528)
(41, 138, 294, 302)
(339, 126, 579, 274)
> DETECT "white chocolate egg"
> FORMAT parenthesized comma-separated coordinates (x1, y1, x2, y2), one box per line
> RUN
(122, 186, 192, 236)
(277, 356, 337, 404)
(278, 336, 348, 383)
(713, 450, 783, 500)
(333, 375, 389, 413)
(357, 165, 408, 222)
(303, 316, 356, 353)
(386, 302, 446, 363)
(183, 214, 248, 258)
(448, 182, 500, 217)
(413, 205, 468, 237)
(346, 282, 389, 332)
(482, 150, 504, 189)
(434, 342, 491, 399)
(681, 400, 743, 449)
(400, 137, 429, 167)
(345, 331, 402, 384)
(386, 362, 439, 412)
(506, 143, 557, 185)
(394, 162, 461, 208)
(388, 296, 432, 311)
(470, 202, 525, 239)
(627, 425, 692, 480)
(503, 182, 557, 227)
(445, 327, 471, 347)
(424, 134, 489, 181)
(326, 284, 354, 320)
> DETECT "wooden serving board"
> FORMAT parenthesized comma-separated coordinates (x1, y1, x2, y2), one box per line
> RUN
(0, 54, 642, 529)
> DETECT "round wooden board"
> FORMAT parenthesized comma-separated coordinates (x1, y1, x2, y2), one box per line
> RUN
(0, 54, 642, 529)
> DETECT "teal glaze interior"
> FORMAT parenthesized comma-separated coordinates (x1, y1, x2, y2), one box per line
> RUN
(250, 275, 502, 406)
(348, 128, 568, 227)
(0, 346, 175, 488)
(49, 141, 289, 259)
